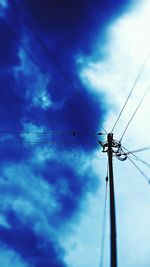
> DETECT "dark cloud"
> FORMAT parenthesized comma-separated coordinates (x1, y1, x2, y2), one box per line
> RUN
(17, 0, 131, 55)
(0, 22, 19, 68)
(10, 0, 131, 141)
(0, 0, 132, 266)
(0, 210, 66, 267)
(38, 159, 99, 224)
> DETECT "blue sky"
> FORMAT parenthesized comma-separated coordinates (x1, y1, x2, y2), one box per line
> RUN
(0, 0, 150, 267)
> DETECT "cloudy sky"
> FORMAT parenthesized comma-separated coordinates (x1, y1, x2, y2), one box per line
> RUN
(0, 0, 150, 267)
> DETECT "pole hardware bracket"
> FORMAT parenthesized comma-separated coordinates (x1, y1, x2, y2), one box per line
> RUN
(99, 134, 127, 161)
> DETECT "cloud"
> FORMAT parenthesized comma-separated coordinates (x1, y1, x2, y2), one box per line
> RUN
(0, 0, 135, 266)
(79, 1, 150, 266)
(0, 246, 32, 267)
(0, 162, 66, 266)
(0, 211, 66, 267)
(0, 0, 7, 8)
(80, 0, 150, 145)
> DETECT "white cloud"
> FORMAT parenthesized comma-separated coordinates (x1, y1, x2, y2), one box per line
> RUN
(64, 1, 150, 267)
(81, 0, 150, 145)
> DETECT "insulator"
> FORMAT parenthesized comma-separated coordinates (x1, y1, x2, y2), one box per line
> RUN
(116, 154, 127, 161)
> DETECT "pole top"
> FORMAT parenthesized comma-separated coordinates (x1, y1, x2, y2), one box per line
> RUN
(99, 133, 127, 161)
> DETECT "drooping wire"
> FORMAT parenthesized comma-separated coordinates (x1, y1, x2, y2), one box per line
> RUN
(119, 85, 150, 142)
(111, 52, 150, 133)
(0, 139, 100, 145)
(100, 161, 109, 267)
(10, 0, 107, 135)
(122, 146, 150, 169)
(0, 17, 102, 145)
(0, 132, 104, 146)
(127, 155, 150, 183)
(130, 154, 150, 169)
(0, 141, 83, 145)
(0, 131, 103, 136)
(122, 146, 150, 155)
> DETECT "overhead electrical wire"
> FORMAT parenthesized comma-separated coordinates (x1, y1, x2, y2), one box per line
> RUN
(0, 141, 83, 145)
(111, 52, 150, 133)
(6, 2, 150, 151)
(119, 84, 150, 142)
(127, 155, 150, 183)
(130, 154, 150, 169)
(0, 137, 102, 146)
(3, 4, 150, 266)
(10, 0, 107, 135)
(122, 146, 150, 155)
(0, 131, 104, 136)
(122, 146, 150, 169)
(0, 17, 102, 146)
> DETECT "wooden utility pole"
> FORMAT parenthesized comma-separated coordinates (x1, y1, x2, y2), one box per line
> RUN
(107, 133, 117, 267)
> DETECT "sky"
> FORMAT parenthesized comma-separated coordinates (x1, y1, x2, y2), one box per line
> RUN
(0, 1, 150, 267)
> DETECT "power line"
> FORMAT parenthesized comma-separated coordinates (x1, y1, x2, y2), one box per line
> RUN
(122, 146, 150, 169)
(10, 1, 107, 135)
(127, 155, 150, 183)
(111, 52, 150, 133)
(119, 85, 150, 142)
(122, 146, 150, 155)
(0, 139, 101, 146)
(0, 131, 105, 136)
(0, 17, 101, 145)
(131, 154, 150, 169)
(0, 141, 88, 145)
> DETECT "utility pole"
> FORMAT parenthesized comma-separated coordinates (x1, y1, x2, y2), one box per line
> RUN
(100, 132, 121, 267)
(107, 133, 117, 267)
(100, 131, 145, 267)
